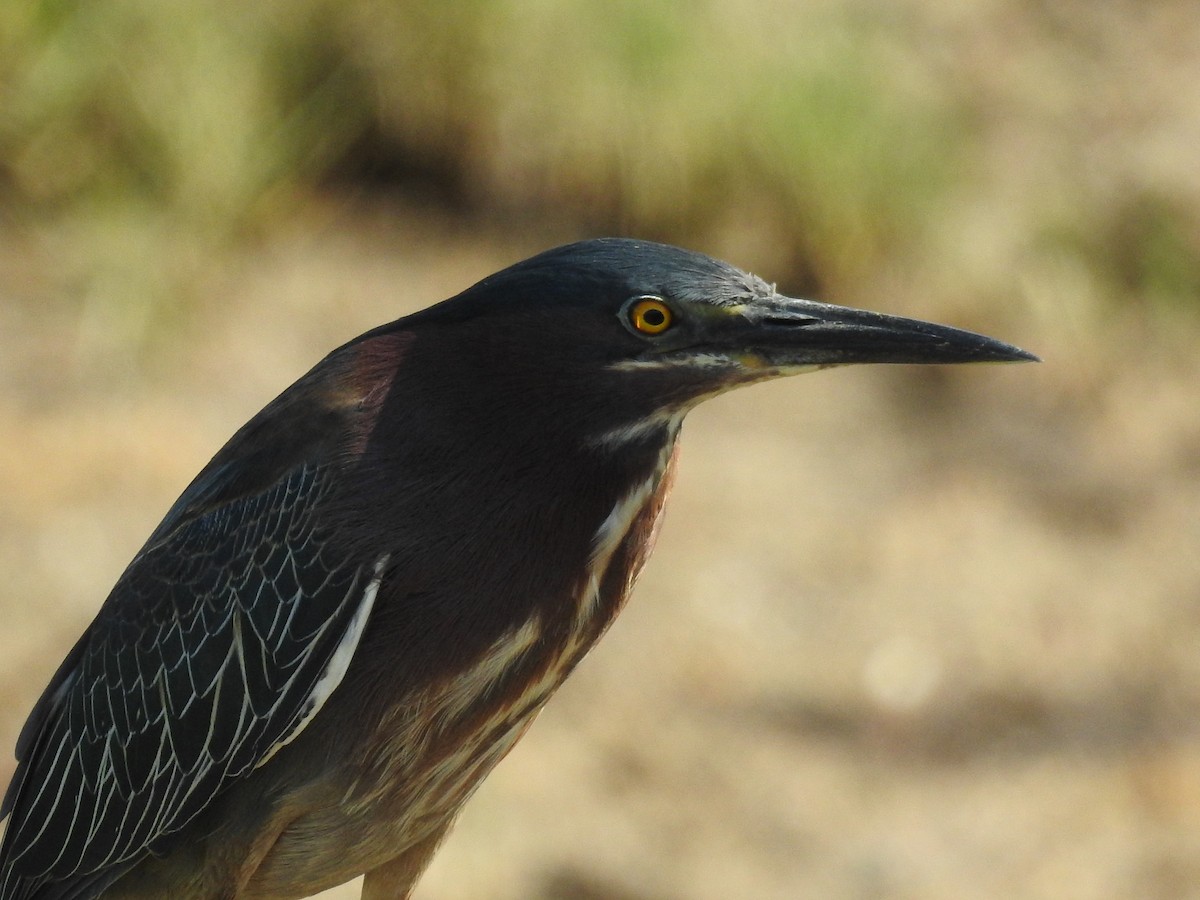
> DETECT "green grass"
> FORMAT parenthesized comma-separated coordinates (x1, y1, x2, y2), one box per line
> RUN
(1, 0, 1195, 336)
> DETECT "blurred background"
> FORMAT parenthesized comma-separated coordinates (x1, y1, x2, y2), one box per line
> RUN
(2, 1, 1199, 898)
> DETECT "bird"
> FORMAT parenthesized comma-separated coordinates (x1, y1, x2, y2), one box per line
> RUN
(0, 238, 1035, 899)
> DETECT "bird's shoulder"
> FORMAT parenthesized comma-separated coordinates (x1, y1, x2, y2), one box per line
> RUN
(139, 329, 412, 555)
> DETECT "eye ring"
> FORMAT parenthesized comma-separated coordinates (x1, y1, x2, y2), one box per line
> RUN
(626, 296, 674, 335)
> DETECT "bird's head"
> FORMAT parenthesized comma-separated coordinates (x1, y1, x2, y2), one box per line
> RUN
(380, 238, 1035, 450)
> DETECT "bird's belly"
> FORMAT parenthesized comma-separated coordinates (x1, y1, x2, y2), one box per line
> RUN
(246, 609, 600, 896)
(345, 628, 589, 832)
(244, 711, 539, 899)
(251, 443, 679, 895)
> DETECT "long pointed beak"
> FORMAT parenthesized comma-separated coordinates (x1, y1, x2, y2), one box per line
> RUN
(727, 295, 1038, 367)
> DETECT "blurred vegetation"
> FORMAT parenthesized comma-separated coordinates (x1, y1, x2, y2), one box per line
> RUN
(1, 0, 1198, 341)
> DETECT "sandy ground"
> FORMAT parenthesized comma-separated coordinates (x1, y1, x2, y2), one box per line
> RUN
(2, 211, 1199, 899)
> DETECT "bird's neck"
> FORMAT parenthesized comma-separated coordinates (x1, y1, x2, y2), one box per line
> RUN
(331, 417, 682, 826)
(344, 395, 683, 675)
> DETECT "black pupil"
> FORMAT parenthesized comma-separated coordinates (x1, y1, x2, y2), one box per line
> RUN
(641, 307, 665, 327)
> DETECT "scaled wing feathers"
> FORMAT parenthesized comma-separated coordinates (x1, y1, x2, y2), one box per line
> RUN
(0, 461, 378, 897)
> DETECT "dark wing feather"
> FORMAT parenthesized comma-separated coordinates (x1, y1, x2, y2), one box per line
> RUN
(0, 344, 396, 899)
(0, 462, 369, 896)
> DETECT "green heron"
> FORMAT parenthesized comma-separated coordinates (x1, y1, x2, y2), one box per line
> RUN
(0, 239, 1034, 899)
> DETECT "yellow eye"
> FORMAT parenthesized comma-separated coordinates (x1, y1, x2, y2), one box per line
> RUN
(628, 297, 673, 335)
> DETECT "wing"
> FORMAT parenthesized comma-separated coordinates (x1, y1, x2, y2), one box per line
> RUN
(0, 337, 403, 898)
